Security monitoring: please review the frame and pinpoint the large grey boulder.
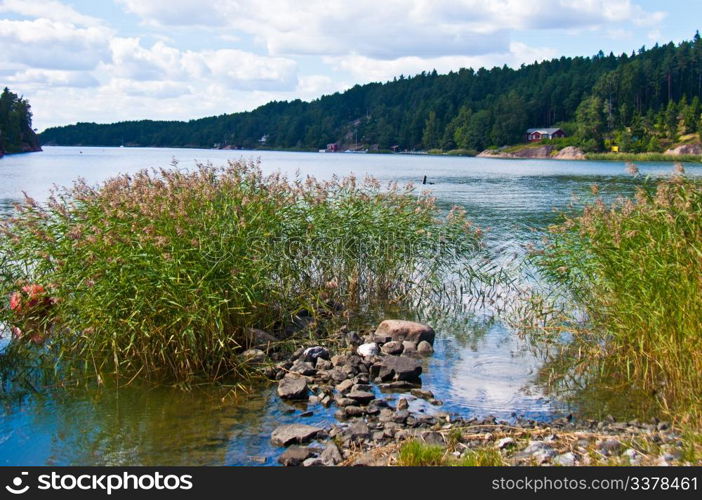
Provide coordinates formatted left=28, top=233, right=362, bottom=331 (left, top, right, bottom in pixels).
left=277, top=374, right=309, bottom=400
left=373, top=320, right=435, bottom=345
left=377, top=355, right=422, bottom=382
left=271, top=424, right=323, bottom=446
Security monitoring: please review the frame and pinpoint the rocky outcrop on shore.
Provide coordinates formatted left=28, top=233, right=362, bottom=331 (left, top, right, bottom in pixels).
left=0, top=140, right=42, bottom=157
left=664, top=143, right=702, bottom=155
left=248, top=319, right=690, bottom=467
left=553, top=146, right=586, bottom=160
left=478, top=145, right=585, bottom=160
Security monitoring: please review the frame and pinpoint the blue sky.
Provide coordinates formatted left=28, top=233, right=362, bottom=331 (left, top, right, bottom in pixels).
left=0, top=0, right=699, bottom=130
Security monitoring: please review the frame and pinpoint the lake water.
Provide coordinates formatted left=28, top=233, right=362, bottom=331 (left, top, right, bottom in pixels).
left=1, top=147, right=698, bottom=465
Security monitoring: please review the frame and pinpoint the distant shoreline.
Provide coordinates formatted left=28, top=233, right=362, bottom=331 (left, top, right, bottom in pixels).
left=36, top=144, right=702, bottom=163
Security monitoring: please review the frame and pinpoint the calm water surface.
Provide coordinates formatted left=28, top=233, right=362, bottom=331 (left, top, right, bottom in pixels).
left=1, top=147, right=698, bottom=465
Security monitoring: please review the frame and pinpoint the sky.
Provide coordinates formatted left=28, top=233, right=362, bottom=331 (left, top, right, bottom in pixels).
left=0, top=0, right=699, bottom=131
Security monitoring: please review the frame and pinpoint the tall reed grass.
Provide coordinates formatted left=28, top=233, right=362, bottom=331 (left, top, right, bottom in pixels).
left=536, top=173, right=702, bottom=425
left=585, top=152, right=702, bottom=163
left=0, top=160, right=480, bottom=382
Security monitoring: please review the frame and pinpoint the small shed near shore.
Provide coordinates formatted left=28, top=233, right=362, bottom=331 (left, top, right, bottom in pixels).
left=526, top=128, right=566, bottom=142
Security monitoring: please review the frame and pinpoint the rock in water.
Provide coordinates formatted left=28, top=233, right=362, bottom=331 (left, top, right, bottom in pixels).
left=381, top=340, right=404, bottom=355
left=335, top=379, right=354, bottom=394
left=357, top=342, right=379, bottom=357
left=402, top=341, right=417, bottom=354
left=277, top=374, right=309, bottom=400
left=374, top=320, right=435, bottom=345
left=271, top=424, right=323, bottom=446
left=347, top=390, right=375, bottom=405
left=410, top=388, right=434, bottom=400
left=417, top=340, right=434, bottom=356
left=278, top=446, right=313, bottom=466
left=378, top=355, right=422, bottom=382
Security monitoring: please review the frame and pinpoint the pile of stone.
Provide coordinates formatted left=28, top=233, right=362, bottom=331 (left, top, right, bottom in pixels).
left=257, top=319, right=691, bottom=467
left=270, top=319, right=440, bottom=418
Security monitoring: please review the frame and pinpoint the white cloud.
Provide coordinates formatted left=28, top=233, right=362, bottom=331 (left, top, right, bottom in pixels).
left=326, top=42, right=558, bottom=84
left=8, top=69, right=99, bottom=88
left=0, top=0, right=103, bottom=27
left=107, top=38, right=299, bottom=91
left=0, top=18, right=112, bottom=70
left=116, top=0, right=665, bottom=59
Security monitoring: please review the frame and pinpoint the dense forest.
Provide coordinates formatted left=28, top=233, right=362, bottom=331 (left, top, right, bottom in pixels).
left=40, top=34, right=702, bottom=153
left=0, top=87, right=41, bottom=157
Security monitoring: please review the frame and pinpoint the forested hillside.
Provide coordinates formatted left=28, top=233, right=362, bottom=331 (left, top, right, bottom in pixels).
left=0, top=87, right=41, bottom=157
left=40, top=35, right=702, bottom=153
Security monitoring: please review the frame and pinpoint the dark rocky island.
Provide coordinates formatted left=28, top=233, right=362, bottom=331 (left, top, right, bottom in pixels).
left=0, top=87, right=41, bottom=158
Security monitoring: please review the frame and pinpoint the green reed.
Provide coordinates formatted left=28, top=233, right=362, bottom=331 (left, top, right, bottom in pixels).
left=536, top=173, right=702, bottom=426
left=0, top=160, right=480, bottom=382
left=585, top=152, right=702, bottom=163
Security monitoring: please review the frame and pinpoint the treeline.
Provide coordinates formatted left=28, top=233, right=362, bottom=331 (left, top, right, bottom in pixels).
left=0, top=87, right=41, bottom=156
left=40, top=35, right=702, bottom=153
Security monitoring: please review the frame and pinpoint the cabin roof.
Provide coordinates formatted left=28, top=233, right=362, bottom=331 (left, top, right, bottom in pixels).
left=527, top=128, right=563, bottom=134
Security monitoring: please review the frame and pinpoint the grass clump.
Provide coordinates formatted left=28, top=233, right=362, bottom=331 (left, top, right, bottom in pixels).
left=397, top=441, right=447, bottom=466
left=397, top=440, right=505, bottom=466
left=585, top=152, right=702, bottom=163
left=455, top=448, right=505, bottom=466
left=536, top=173, right=702, bottom=426
left=0, top=160, right=480, bottom=382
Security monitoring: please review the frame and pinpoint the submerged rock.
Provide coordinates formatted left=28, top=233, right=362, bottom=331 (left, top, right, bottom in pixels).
left=410, top=388, right=434, bottom=401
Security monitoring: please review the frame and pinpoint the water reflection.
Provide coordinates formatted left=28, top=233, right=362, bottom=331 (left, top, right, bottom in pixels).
left=0, top=147, right=699, bottom=464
